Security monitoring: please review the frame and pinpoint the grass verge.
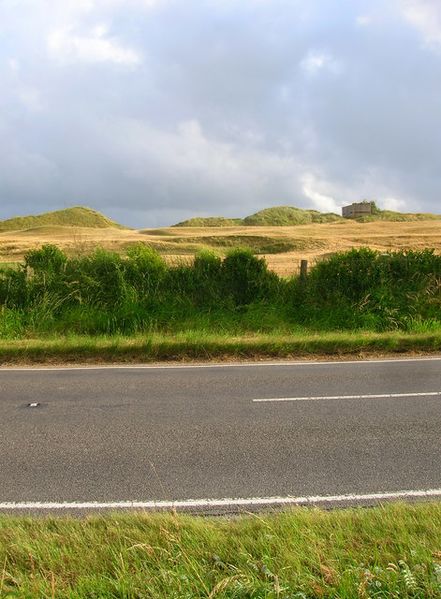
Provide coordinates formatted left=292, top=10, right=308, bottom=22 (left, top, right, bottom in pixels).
left=1, top=330, right=441, bottom=364
left=1, top=503, right=441, bottom=597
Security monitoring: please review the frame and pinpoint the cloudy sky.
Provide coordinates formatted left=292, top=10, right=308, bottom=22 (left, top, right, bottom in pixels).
left=1, top=0, right=440, bottom=226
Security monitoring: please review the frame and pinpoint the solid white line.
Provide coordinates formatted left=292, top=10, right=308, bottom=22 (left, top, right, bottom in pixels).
left=1, top=356, right=441, bottom=372
left=253, top=391, right=441, bottom=403
left=1, top=488, right=441, bottom=511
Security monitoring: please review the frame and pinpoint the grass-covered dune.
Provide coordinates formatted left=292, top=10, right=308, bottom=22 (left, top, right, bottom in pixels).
left=359, top=210, right=441, bottom=222
left=1, top=503, right=441, bottom=597
left=172, top=203, right=441, bottom=227
left=243, top=206, right=343, bottom=225
left=0, top=206, right=125, bottom=231
left=173, top=205, right=344, bottom=227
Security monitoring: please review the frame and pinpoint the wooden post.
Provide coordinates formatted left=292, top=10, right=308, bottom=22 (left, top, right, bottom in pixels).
left=300, top=259, right=308, bottom=281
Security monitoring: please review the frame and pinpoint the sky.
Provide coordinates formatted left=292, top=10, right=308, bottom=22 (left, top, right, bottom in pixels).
left=1, top=0, right=440, bottom=227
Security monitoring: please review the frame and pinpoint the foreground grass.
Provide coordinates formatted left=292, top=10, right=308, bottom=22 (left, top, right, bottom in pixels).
left=1, top=503, right=441, bottom=597
left=0, top=329, right=441, bottom=364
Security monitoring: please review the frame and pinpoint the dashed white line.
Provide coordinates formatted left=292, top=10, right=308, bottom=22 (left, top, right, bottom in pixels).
left=1, top=488, right=441, bottom=511
left=253, top=391, right=441, bottom=403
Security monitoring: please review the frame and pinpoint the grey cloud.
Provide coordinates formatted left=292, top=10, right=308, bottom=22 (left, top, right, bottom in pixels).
left=0, top=0, right=440, bottom=226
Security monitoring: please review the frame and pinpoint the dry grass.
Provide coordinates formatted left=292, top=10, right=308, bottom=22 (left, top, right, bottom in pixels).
left=2, top=220, right=441, bottom=275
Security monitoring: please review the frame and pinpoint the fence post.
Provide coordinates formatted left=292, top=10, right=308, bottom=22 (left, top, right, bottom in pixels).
left=300, top=259, right=308, bottom=282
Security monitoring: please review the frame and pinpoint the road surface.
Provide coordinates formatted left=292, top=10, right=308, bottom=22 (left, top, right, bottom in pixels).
left=1, top=357, right=441, bottom=513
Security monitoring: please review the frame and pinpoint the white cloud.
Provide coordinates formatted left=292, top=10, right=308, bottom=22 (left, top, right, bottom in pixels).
left=8, top=58, right=20, bottom=72
left=356, top=15, right=372, bottom=27
left=382, top=197, right=407, bottom=211
left=399, top=0, right=441, bottom=47
left=4, top=58, right=44, bottom=112
left=43, top=0, right=162, bottom=19
left=17, top=87, right=44, bottom=112
left=42, top=0, right=159, bottom=68
left=301, top=173, right=341, bottom=213
left=47, top=26, right=141, bottom=66
left=300, top=51, right=341, bottom=75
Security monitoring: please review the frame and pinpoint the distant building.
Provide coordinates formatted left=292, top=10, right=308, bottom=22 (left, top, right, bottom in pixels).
left=342, top=201, right=375, bottom=219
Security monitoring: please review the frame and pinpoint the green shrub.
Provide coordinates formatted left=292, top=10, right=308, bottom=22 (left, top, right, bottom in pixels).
left=0, top=267, right=27, bottom=308
left=0, top=245, right=440, bottom=337
left=301, top=248, right=441, bottom=329
left=25, top=244, right=67, bottom=274
left=221, top=248, right=279, bottom=307
left=66, top=249, right=129, bottom=308
left=192, top=250, right=223, bottom=306
left=23, top=246, right=69, bottom=309
left=124, top=244, right=167, bottom=297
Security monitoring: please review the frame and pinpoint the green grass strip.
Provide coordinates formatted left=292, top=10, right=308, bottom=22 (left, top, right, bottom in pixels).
left=1, top=330, right=441, bottom=364
left=1, top=503, right=441, bottom=597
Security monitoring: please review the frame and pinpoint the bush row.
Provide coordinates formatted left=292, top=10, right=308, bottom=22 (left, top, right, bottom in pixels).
left=0, top=245, right=440, bottom=335
left=0, top=245, right=282, bottom=310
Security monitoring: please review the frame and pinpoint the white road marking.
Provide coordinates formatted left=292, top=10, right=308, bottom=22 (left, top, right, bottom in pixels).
left=1, top=488, right=441, bottom=511
left=1, top=356, right=441, bottom=372
left=253, top=391, right=441, bottom=403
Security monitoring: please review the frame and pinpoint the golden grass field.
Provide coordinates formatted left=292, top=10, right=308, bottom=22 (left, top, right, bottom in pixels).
left=1, top=220, right=441, bottom=276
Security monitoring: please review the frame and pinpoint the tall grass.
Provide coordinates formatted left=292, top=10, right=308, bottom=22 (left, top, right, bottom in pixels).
left=1, top=503, right=441, bottom=598
left=298, top=248, right=441, bottom=330
left=0, top=245, right=440, bottom=339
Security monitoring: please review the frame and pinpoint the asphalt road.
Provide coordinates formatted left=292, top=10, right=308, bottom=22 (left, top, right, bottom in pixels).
left=1, top=357, right=441, bottom=513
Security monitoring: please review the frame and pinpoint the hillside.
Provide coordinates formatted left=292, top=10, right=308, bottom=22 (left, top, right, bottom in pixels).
left=359, top=209, right=441, bottom=222
left=243, top=206, right=342, bottom=225
left=172, top=204, right=441, bottom=226
left=0, top=206, right=125, bottom=231
left=172, top=206, right=342, bottom=227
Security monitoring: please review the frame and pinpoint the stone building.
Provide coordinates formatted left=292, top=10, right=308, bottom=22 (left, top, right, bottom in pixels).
left=342, top=201, right=374, bottom=219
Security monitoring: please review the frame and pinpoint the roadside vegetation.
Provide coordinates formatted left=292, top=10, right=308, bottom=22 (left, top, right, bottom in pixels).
left=1, top=330, right=440, bottom=364
left=1, top=502, right=441, bottom=597
left=0, top=245, right=440, bottom=336
left=0, top=244, right=440, bottom=361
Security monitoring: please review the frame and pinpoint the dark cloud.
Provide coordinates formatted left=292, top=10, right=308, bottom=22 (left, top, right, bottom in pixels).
left=0, top=0, right=440, bottom=226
